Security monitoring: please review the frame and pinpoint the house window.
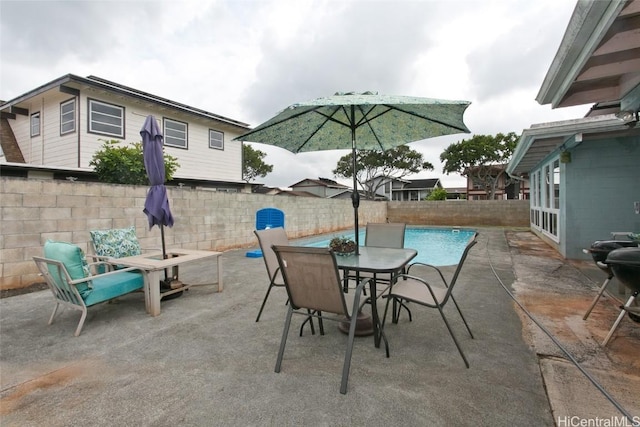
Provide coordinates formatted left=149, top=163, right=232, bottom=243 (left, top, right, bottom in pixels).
left=164, top=118, right=188, bottom=149
left=88, top=99, right=124, bottom=137
left=60, top=99, right=76, bottom=135
left=30, top=112, right=40, bottom=137
left=530, top=157, right=559, bottom=241
left=209, top=129, right=224, bottom=150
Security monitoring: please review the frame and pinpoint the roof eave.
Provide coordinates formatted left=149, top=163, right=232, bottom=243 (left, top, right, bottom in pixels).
left=507, top=114, right=634, bottom=175
left=0, top=74, right=250, bottom=131
left=536, top=0, right=629, bottom=108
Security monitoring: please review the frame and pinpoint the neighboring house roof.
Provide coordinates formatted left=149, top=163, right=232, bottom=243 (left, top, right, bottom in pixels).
left=0, top=74, right=250, bottom=132
left=404, top=178, right=441, bottom=189
left=536, top=0, right=640, bottom=110
left=289, top=177, right=350, bottom=189
left=327, top=189, right=355, bottom=199
left=364, top=176, right=410, bottom=186
left=464, top=164, right=507, bottom=175
left=276, top=190, right=319, bottom=197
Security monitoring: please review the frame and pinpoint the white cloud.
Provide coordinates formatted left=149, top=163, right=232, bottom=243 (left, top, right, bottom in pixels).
left=1, top=0, right=591, bottom=190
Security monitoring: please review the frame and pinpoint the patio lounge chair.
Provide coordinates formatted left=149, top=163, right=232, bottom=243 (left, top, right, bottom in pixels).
left=271, top=245, right=371, bottom=394
left=382, top=232, right=478, bottom=367
left=33, top=240, right=145, bottom=336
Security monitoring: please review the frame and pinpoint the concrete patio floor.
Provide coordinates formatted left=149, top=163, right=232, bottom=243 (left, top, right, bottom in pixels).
left=1, top=228, right=638, bottom=426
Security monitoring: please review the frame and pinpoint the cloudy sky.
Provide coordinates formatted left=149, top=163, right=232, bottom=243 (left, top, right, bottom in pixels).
left=1, top=0, right=590, bottom=188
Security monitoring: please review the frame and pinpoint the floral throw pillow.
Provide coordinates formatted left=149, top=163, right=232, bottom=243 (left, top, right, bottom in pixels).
left=90, top=226, right=142, bottom=259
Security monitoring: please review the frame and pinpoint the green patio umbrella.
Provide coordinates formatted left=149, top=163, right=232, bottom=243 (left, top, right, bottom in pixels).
left=235, top=91, right=471, bottom=254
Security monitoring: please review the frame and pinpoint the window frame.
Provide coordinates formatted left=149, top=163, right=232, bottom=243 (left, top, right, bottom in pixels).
left=209, top=129, right=224, bottom=150
left=164, top=118, right=188, bottom=149
left=60, top=98, right=76, bottom=135
left=529, top=156, right=560, bottom=242
left=30, top=112, right=41, bottom=137
left=87, top=98, right=125, bottom=138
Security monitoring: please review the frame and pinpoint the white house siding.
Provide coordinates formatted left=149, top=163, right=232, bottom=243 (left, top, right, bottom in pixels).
left=44, top=92, right=78, bottom=168
left=162, top=120, right=243, bottom=182
left=3, top=78, right=248, bottom=184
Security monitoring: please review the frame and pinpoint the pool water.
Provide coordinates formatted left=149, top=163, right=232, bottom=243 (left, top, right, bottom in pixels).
left=306, top=227, right=476, bottom=266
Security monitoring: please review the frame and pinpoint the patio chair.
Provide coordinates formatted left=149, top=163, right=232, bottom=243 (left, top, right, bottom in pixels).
left=33, top=240, right=145, bottom=336
left=90, top=226, right=184, bottom=300
left=254, top=227, right=290, bottom=322
left=381, top=232, right=478, bottom=368
left=271, top=245, right=371, bottom=394
left=357, top=223, right=411, bottom=320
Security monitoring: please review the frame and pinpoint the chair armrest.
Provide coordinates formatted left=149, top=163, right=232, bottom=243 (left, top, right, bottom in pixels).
left=86, top=255, right=116, bottom=273
left=69, top=266, right=146, bottom=286
left=391, top=273, right=442, bottom=303
left=406, top=262, right=448, bottom=285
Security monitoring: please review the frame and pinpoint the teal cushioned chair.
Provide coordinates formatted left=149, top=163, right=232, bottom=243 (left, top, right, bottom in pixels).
left=33, top=240, right=146, bottom=336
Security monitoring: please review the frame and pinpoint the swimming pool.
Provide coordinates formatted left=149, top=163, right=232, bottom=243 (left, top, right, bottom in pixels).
left=305, top=227, right=476, bottom=266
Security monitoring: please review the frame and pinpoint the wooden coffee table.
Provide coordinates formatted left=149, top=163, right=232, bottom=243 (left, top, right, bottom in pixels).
left=116, top=249, right=223, bottom=316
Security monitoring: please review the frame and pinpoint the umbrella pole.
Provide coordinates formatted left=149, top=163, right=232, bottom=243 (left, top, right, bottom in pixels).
left=350, top=121, right=360, bottom=256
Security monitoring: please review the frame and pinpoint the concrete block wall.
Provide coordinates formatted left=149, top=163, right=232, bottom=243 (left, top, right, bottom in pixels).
left=387, top=200, right=530, bottom=227
left=0, top=176, right=386, bottom=290
left=1, top=177, right=530, bottom=291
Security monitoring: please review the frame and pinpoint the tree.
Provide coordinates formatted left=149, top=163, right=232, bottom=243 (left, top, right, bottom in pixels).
left=440, top=132, right=519, bottom=200
left=332, top=145, right=434, bottom=200
left=89, top=139, right=179, bottom=185
left=426, top=187, right=448, bottom=201
left=243, top=144, right=273, bottom=183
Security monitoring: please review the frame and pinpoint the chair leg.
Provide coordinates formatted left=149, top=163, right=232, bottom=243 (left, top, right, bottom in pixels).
left=74, top=308, right=88, bottom=337
left=391, top=298, right=412, bottom=324
left=340, top=307, right=359, bottom=394
left=275, top=306, right=294, bottom=373
left=256, top=284, right=275, bottom=322
left=48, top=302, right=61, bottom=325
left=602, top=293, right=637, bottom=346
left=317, top=311, right=324, bottom=335
left=583, top=275, right=612, bottom=320
left=450, top=295, right=473, bottom=339
left=437, top=305, right=470, bottom=368
left=299, top=310, right=317, bottom=336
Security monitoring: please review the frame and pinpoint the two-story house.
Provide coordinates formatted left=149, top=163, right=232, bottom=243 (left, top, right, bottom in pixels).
left=464, top=164, right=529, bottom=200
left=0, top=74, right=251, bottom=191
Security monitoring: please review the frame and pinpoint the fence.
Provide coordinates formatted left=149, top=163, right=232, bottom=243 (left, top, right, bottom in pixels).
left=0, top=176, right=528, bottom=290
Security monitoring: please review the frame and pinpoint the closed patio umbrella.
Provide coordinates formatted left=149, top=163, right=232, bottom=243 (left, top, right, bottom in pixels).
left=141, top=115, right=177, bottom=288
left=234, top=92, right=471, bottom=254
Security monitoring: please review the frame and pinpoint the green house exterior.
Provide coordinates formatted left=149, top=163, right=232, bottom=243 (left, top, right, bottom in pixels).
left=507, top=0, right=640, bottom=259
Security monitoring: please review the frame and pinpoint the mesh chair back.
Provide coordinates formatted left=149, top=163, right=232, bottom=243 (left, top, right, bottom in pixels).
left=365, top=223, right=406, bottom=248
left=255, top=228, right=289, bottom=281
left=272, top=245, right=348, bottom=315
left=447, top=232, right=478, bottom=296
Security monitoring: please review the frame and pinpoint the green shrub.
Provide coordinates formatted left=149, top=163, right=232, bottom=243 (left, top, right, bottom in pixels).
left=426, top=188, right=448, bottom=201
left=89, top=139, right=179, bottom=185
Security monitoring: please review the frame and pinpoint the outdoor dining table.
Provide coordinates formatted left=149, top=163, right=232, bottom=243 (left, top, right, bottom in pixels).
left=335, top=246, right=418, bottom=348
left=115, top=249, right=223, bottom=316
